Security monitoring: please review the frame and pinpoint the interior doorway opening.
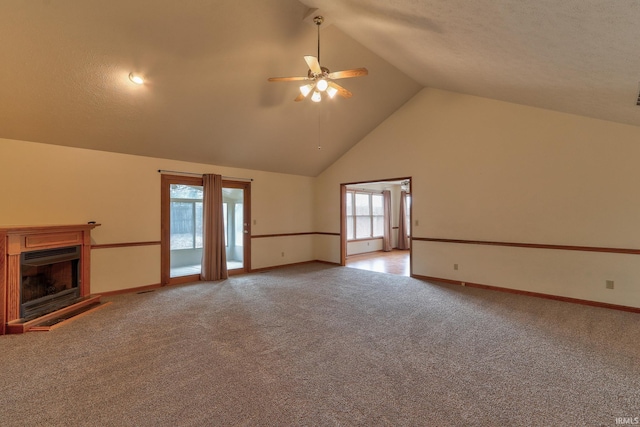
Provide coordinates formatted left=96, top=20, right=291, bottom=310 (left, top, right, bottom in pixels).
left=340, top=177, right=412, bottom=277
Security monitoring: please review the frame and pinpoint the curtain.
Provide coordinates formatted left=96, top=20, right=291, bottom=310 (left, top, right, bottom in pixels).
left=382, top=190, right=392, bottom=252
left=397, top=191, right=410, bottom=250
left=200, top=174, right=228, bottom=281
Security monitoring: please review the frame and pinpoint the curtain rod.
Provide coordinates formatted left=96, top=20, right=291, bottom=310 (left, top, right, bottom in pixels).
left=157, top=169, right=253, bottom=182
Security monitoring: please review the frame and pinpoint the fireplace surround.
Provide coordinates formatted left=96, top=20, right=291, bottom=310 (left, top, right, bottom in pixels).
left=0, top=224, right=100, bottom=334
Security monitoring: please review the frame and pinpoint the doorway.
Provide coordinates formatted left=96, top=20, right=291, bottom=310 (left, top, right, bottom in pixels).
left=340, top=178, right=412, bottom=277
left=222, top=181, right=251, bottom=275
left=161, top=175, right=251, bottom=286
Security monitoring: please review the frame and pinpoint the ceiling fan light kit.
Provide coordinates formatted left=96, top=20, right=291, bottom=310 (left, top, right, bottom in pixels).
left=316, top=78, right=328, bottom=91
left=268, top=15, right=368, bottom=102
left=300, top=84, right=314, bottom=97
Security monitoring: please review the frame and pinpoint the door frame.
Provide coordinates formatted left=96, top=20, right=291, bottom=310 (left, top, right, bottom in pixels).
left=340, top=177, right=412, bottom=274
left=161, top=174, right=204, bottom=286
left=161, top=175, right=252, bottom=284
left=223, top=179, right=252, bottom=275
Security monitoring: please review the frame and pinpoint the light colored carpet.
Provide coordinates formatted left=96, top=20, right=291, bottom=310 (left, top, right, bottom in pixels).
left=1, top=262, right=639, bottom=426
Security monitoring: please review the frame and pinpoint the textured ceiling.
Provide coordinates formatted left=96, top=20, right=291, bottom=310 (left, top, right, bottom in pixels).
left=302, top=0, right=640, bottom=128
left=0, top=0, right=420, bottom=176
left=3, top=1, right=640, bottom=177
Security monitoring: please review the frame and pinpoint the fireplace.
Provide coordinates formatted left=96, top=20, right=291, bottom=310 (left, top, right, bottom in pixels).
left=21, top=245, right=81, bottom=320
left=1, top=223, right=100, bottom=334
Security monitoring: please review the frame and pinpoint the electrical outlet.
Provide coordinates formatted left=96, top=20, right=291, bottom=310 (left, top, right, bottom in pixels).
left=606, top=280, right=614, bottom=290
left=461, top=282, right=466, bottom=286
left=454, top=263, right=459, bottom=270
left=281, top=252, right=285, bottom=257
left=415, top=219, right=419, bottom=227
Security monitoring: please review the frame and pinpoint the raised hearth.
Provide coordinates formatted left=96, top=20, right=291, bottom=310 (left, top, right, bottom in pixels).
left=0, top=224, right=100, bottom=334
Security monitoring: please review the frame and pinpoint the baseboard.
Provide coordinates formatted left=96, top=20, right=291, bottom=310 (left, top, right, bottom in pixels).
left=315, top=260, right=342, bottom=266
left=97, top=260, right=342, bottom=296
left=347, top=248, right=407, bottom=258
left=412, top=274, right=640, bottom=314
left=99, top=283, right=162, bottom=297
left=251, top=260, right=340, bottom=273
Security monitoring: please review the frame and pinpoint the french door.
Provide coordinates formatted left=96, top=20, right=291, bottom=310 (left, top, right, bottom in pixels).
left=222, top=181, right=251, bottom=275
left=161, top=175, right=251, bottom=286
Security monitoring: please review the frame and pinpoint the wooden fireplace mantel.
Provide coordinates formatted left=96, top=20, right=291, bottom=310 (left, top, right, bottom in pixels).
left=0, top=223, right=100, bottom=335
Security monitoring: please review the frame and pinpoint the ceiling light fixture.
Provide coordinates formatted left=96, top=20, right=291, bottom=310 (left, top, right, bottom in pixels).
left=299, top=84, right=314, bottom=97
left=129, top=73, right=144, bottom=85
left=316, top=79, right=328, bottom=92
left=267, top=15, right=368, bottom=102
left=326, top=85, right=338, bottom=99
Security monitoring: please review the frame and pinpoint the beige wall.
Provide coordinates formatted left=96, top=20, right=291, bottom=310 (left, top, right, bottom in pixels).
left=5, top=85, right=640, bottom=308
left=252, top=235, right=315, bottom=270
left=315, top=87, right=640, bottom=308
left=0, top=139, right=315, bottom=293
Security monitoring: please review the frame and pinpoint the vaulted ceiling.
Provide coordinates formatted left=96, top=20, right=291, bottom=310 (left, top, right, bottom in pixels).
left=2, top=1, right=640, bottom=176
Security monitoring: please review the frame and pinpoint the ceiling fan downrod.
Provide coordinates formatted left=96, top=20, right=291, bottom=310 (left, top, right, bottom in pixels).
left=314, top=16, right=324, bottom=63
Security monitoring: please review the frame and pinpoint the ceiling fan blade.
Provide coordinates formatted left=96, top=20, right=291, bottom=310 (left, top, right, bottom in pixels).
left=328, top=81, right=353, bottom=99
left=294, top=93, right=306, bottom=102
left=267, top=76, right=309, bottom=82
left=304, top=55, right=323, bottom=75
left=327, top=68, right=369, bottom=79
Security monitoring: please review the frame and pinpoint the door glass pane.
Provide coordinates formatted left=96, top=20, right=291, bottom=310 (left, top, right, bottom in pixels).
left=235, top=203, right=243, bottom=247
left=195, top=202, right=203, bottom=248
left=223, top=202, right=228, bottom=246
left=169, top=184, right=203, bottom=278
left=223, top=187, right=244, bottom=270
left=170, top=202, right=194, bottom=250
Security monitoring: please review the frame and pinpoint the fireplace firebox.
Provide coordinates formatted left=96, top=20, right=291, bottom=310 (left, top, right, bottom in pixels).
left=21, top=245, right=81, bottom=320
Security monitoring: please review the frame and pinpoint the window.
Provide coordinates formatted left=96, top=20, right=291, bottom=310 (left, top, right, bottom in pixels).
left=234, top=203, right=244, bottom=247
left=170, top=184, right=203, bottom=250
left=346, top=190, right=384, bottom=240
left=223, top=202, right=228, bottom=246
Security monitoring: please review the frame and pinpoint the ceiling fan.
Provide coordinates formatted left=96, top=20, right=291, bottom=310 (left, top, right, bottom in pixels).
left=267, top=15, right=368, bottom=102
